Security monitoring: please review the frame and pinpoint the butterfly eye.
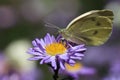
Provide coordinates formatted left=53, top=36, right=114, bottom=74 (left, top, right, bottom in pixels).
left=59, top=38, right=66, bottom=43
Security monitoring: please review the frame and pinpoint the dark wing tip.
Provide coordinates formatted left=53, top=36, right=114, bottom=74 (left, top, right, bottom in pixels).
left=98, top=10, right=114, bottom=16
left=97, top=10, right=114, bottom=21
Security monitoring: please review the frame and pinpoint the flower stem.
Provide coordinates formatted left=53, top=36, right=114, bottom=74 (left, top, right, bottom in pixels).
left=53, top=57, right=60, bottom=80
left=48, top=56, right=60, bottom=80
left=53, top=66, right=59, bottom=80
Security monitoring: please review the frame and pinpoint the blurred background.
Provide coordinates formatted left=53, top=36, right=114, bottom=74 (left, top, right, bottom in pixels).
left=0, top=0, right=120, bottom=80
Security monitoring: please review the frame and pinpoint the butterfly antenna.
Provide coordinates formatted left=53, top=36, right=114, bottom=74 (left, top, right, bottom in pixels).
left=45, top=22, right=60, bottom=30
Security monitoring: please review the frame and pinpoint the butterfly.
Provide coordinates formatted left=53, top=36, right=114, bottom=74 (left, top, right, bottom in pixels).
left=59, top=10, right=113, bottom=46
left=46, top=10, right=114, bottom=46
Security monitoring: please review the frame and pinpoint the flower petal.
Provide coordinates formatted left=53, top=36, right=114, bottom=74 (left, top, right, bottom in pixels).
left=70, top=56, right=82, bottom=60
left=74, top=53, right=84, bottom=57
left=59, top=54, right=68, bottom=60
left=69, top=59, right=75, bottom=64
left=44, top=33, right=51, bottom=45
left=34, top=39, right=45, bottom=52
left=32, top=40, right=37, bottom=47
left=28, top=56, right=44, bottom=60
left=60, top=61, right=65, bottom=69
left=50, top=56, right=57, bottom=69
left=75, top=48, right=86, bottom=52
left=40, top=56, right=51, bottom=64
left=40, top=39, right=45, bottom=48
left=51, top=35, right=56, bottom=42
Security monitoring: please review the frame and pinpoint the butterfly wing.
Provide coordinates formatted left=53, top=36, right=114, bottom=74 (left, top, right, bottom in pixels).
left=64, top=10, right=114, bottom=46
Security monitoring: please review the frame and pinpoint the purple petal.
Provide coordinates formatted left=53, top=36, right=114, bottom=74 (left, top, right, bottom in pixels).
left=34, top=47, right=44, bottom=53
left=35, top=38, right=45, bottom=50
left=40, top=39, right=45, bottom=48
left=34, top=39, right=45, bottom=52
left=59, top=54, right=69, bottom=60
left=28, top=56, right=43, bottom=60
left=44, top=33, right=51, bottom=45
left=75, top=48, right=87, bottom=52
left=79, top=67, right=96, bottom=75
left=32, top=40, right=37, bottom=47
left=40, top=59, right=44, bottom=64
left=35, top=38, right=41, bottom=44
left=48, top=56, right=57, bottom=69
left=44, top=58, right=51, bottom=63
left=69, top=59, right=75, bottom=64
left=44, top=56, right=55, bottom=63
left=77, top=44, right=85, bottom=48
left=52, top=61, right=57, bottom=69
left=27, top=48, right=44, bottom=55
left=42, top=56, right=51, bottom=61
left=27, top=48, right=34, bottom=54
left=60, top=61, right=65, bottom=69
left=40, top=56, right=51, bottom=64
left=74, top=53, right=84, bottom=57
left=56, top=34, right=62, bottom=42
left=51, top=57, right=57, bottom=69
left=71, top=44, right=85, bottom=50
left=46, top=33, right=53, bottom=44
left=70, top=56, right=82, bottom=60
left=51, top=35, right=56, bottom=42
left=27, top=51, right=42, bottom=55
left=34, top=52, right=43, bottom=55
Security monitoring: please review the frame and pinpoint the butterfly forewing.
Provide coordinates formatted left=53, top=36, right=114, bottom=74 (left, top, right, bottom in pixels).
left=63, top=10, right=113, bottom=46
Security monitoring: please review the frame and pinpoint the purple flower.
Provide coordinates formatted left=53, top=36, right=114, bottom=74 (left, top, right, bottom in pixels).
left=103, top=59, right=120, bottom=80
left=27, top=33, right=86, bottom=69
left=62, top=62, right=96, bottom=80
left=0, top=54, right=41, bottom=80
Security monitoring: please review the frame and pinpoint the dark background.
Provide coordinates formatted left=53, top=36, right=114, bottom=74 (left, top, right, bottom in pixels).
left=0, top=0, right=120, bottom=80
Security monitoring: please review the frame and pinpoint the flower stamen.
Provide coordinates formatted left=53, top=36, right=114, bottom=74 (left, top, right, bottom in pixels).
left=45, top=43, right=66, bottom=56
left=65, top=62, right=82, bottom=72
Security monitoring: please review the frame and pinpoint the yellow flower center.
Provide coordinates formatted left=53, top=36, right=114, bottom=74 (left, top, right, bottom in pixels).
left=45, top=43, right=66, bottom=56
left=65, top=62, right=83, bottom=72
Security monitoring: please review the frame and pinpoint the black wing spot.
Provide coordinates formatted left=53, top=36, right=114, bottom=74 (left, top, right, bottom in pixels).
left=96, top=22, right=101, bottom=26
left=93, top=31, right=98, bottom=35
left=91, top=17, right=96, bottom=21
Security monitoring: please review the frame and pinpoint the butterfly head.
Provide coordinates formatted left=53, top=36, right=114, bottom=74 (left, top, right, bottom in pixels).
left=58, top=29, right=71, bottom=41
left=58, top=29, right=66, bottom=34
